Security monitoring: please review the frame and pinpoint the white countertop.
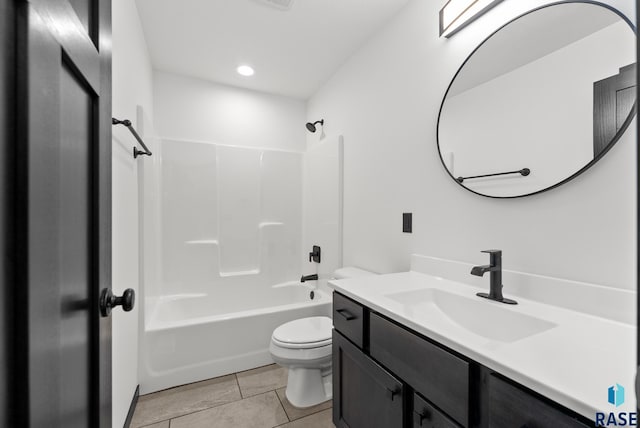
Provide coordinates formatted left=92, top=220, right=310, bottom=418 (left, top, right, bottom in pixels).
left=329, top=271, right=636, bottom=420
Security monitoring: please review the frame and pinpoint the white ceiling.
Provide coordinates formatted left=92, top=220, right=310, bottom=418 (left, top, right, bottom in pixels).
left=135, top=0, right=411, bottom=100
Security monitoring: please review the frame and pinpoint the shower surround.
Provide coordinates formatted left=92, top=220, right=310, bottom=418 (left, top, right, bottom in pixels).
left=139, top=138, right=332, bottom=393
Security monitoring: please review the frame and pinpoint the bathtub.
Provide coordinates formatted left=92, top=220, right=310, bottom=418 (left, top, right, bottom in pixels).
left=139, top=282, right=332, bottom=394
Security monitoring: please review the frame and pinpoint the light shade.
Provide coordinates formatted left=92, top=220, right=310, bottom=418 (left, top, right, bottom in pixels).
left=439, top=0, right=504, bottom=38
left=237, top=65, right=255, bottom=76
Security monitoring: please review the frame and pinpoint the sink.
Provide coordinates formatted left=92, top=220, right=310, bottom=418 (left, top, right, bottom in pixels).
left=385, top=288, right=556, bottom=343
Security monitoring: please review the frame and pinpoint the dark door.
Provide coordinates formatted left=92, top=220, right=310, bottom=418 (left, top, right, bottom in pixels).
left=14, top=0, right=112, bottom=426
left=332, top=330, right=404, bottom=428
left=0, top=0, right=16, bottom=426
left=593, top=63, right=637, bottom=158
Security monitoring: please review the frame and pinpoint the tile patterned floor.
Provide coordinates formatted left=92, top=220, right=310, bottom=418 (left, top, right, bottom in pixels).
left=131, top=364, right=335, bottom=428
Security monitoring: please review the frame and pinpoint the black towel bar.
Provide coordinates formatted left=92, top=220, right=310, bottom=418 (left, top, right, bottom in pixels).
left=112, top=117, right=152, bottom=159
left=456, top=168, right=530, bottom=183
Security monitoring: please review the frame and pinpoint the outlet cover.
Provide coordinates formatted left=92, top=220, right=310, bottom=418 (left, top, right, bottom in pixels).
left=403, top=213, right=412, bottom=233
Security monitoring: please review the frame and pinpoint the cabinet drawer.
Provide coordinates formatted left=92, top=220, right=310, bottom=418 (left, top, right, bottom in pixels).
left=413, top=393, right=460, bottom=428
left=333, top=292, right=365, bottom=348
left=488, top=374, right=589, bottom=428
left=369, top=312, right=469, bottom=427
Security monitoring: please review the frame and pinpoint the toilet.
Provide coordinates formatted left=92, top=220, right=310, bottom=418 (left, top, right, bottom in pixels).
left=269, top=267, right=375, bottom=408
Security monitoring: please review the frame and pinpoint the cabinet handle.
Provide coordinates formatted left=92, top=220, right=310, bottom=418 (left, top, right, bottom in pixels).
left=416, top=410, right=431, bottom=426
left=386, top=387, right=401, bottom=401
left=336, top=309, right=356, bottom=320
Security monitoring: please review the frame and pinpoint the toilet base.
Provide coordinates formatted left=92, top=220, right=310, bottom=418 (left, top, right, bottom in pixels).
left=284, top=366, right=332, bottom=408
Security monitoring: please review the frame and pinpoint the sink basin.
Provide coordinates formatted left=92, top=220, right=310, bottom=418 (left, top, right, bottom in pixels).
left=385, top=288, right=556, bottom=343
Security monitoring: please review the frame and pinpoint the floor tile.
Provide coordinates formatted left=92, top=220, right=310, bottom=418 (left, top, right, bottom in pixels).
left=236, top=364, right=288, bottom=398
left=276, top=387, right=332, bottom=421
left=170, top=391, right=289, bottom=428
left=138, top=422, right=170, bottom=428
left=276, top=408, right=334, bottom=428
left=130, top=374, right=241, bottom=427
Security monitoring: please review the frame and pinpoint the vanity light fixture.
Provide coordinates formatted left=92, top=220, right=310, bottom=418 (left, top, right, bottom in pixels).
left=439, top=0, right=504, bottom=38
left=237, top=65, right=255, bottom=77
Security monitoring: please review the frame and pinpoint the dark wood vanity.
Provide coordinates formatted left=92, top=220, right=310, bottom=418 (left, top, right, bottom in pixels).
left=332, top=292, right=592, bottom=428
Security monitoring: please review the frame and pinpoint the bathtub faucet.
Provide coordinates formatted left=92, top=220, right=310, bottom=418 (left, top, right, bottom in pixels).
left=300, top=274, right=318, bottom=283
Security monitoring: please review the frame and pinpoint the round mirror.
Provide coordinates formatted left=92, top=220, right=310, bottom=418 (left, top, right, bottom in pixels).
left=437, top=2, right=636, bottom=198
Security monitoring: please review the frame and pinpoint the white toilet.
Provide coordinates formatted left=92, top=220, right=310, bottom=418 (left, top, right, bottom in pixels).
left=269, top=267, right=375, bottom=408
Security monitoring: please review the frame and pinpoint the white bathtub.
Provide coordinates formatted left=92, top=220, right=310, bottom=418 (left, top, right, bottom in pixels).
left=139, top=282, right=332, bottom=393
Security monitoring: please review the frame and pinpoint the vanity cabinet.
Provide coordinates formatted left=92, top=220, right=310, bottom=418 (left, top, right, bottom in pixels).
left=332, top=292, right=591, bottom=428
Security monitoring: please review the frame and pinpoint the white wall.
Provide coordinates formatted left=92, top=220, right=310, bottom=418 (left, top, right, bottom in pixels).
left=153, top=71, right=307, bottom=152
left=307, top=0, right=636, bottom=290
left=112, top=0, right=154, bottom=425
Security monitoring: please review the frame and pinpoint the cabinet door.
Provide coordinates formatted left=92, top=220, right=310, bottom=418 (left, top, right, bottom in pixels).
left=333, top=330, right=404, bottom=428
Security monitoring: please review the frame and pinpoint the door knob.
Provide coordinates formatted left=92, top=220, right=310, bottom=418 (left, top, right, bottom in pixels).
left=100, top=288, right=135, bottom=317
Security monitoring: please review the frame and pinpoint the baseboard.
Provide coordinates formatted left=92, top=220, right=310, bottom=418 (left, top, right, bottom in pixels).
left=124, top=385, right=140, bottom=428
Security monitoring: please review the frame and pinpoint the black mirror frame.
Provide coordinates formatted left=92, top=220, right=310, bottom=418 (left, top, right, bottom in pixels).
left=436, top=0, right=637, bottom=199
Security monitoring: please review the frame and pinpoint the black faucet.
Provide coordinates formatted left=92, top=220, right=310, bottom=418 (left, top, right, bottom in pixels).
left=309, top=245, right=321, bottom=263
left=300, top=274, right=318, bottom=283
left=471, top=250, right=517, bottom=305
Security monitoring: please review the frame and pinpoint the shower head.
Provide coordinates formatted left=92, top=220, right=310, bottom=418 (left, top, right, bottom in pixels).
left=305, top=119, right=324, bottom=133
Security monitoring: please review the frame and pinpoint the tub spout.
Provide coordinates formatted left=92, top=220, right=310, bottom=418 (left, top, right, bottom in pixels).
left=300, top=274, right=318, bottom=283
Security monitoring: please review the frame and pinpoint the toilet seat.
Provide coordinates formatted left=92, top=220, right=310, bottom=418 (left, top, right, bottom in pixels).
left=272, top=316, right=332, bottom=349
left=272, top=337, right=332, bottom=349
left=270, top=341, right=332, bottom=364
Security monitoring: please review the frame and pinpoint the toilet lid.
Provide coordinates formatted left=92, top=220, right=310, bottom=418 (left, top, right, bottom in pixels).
left=272, top=316, right=332, bottom=347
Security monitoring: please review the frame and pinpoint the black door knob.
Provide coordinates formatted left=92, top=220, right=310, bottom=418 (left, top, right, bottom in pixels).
left=99, top=288, right=135, bottom=317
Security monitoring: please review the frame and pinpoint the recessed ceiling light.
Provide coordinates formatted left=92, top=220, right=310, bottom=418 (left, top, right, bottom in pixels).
left=237, top=65, right=255, bottom=77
